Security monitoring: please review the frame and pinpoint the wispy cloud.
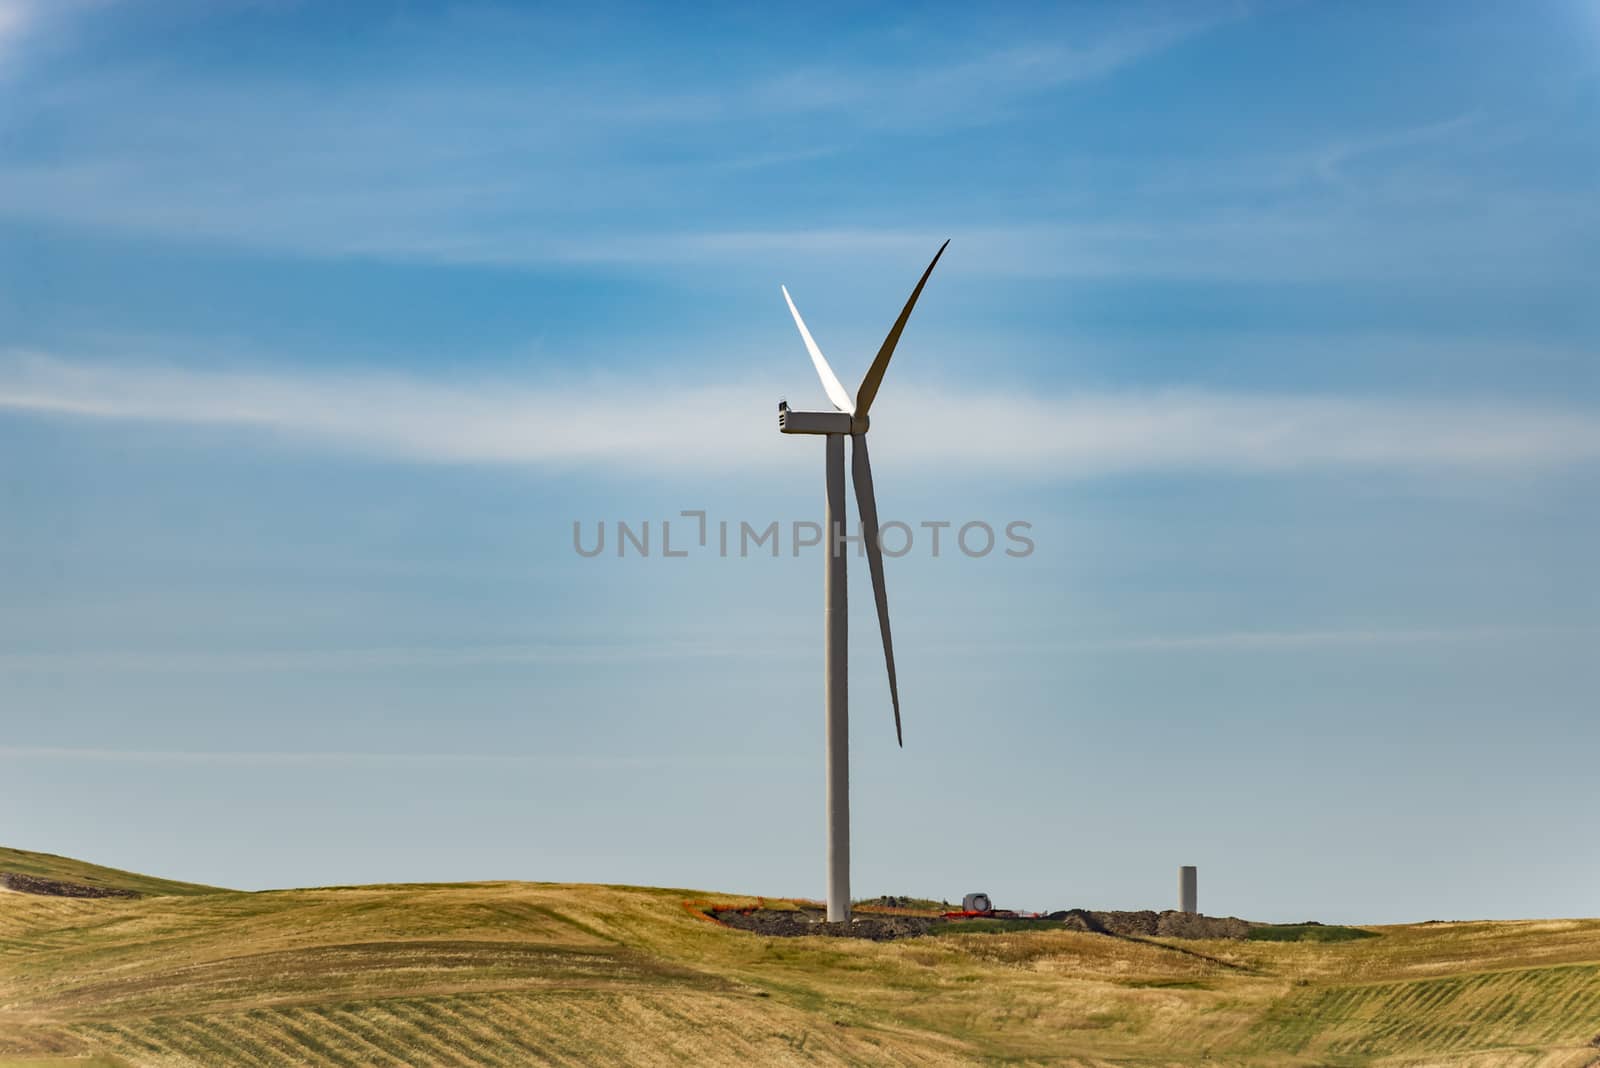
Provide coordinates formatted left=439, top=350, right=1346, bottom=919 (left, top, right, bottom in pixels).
left=748, top=6, right=1238, bottom=126
left=2, top=4, right=1590, bottom=285
left=0, top=627, right=1557, bottom=677
left=0, top=640, right=801, bottom=673
left=20, top=3, right=1566, bottom=283
left=0, top=745, right=724, bottom=770
left=532, top=209, right=1599, bottom=282
left=4, top=158, right=1588, bottom=279
left=1063, top=626, right=1547, bottom=652
left=4, top=351, right=1597, bottom=477
left=1311, top=113, right=1483, bottom=185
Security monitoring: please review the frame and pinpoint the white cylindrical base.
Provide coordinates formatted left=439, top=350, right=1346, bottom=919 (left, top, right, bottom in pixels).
left=1179, top=865, right=1198, bottom=915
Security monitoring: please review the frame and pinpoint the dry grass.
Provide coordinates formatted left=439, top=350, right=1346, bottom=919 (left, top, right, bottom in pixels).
left=2, top=849, right=1599, bottom=1066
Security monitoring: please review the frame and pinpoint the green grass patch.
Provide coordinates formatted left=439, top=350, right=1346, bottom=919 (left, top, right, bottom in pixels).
left=1248, top=924, right=1378, bottom=943
left=853, top=896, right=948, bottom=911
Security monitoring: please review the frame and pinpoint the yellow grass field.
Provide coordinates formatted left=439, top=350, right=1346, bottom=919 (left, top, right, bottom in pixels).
left=2, top=847, right=1598, bottom=1066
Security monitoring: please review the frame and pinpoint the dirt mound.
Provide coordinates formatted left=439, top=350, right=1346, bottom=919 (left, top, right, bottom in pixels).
left=1, top=872, right=140, bottom=899
left=1058, top=908, right=1104, bottom=932
left=1157, top=911, right=1253, bottom=940
left=712, top=908, right=936, bottom=941
left=1050, top=908, right=1251, bottom=940
left=1096, top=909, right=1164, bottom=935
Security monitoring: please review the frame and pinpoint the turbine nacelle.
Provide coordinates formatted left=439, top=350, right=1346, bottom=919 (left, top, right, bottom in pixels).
left=777, top=402, right=868, bottom=436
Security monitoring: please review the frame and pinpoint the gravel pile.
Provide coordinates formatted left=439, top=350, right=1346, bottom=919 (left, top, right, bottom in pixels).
left=712, top=908, right=936, bottom=941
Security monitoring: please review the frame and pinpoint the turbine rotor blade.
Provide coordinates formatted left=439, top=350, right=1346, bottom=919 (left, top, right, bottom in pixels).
left=781, top=285, right=854, bottom=413
left=854, top=239, right=949, bottom=417
left=850, top=432, right=902, bottom=747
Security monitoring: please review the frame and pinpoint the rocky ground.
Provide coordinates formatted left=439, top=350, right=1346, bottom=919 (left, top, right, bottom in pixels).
left=710, top=905, right=1255, bottom=941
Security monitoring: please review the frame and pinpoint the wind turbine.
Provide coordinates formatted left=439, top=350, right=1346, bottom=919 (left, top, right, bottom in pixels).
left=776, top=239, right=948, bottom=924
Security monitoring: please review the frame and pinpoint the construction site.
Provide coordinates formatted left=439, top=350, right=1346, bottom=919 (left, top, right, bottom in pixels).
left=700, top=873, right=1286, bottom=943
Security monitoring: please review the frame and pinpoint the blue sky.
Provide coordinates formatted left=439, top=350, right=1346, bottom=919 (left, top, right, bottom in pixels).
left=1, top=1, right=1597, bottom=923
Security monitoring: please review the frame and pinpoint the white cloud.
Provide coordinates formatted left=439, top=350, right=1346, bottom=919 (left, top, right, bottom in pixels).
left=3, top=351, right=1597, bottom=477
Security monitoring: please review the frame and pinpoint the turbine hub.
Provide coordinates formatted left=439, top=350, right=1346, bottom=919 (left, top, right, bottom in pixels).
left=850, top=413, right=870, bottom=435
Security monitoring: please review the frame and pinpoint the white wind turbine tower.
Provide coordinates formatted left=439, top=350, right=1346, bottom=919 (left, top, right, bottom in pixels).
left=776, top=240, right=948, bottom=924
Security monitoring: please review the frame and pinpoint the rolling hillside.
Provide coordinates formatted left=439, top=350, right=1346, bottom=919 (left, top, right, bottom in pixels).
left=2, top=848, right=1598, bottom=1066
left=0, top=848, right=220, bottom=900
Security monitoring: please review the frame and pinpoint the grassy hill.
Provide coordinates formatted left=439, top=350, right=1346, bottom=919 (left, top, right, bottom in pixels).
left=0, top=848, right=221, bottom=899
left=2, top=851, right=1598, bottom=1066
